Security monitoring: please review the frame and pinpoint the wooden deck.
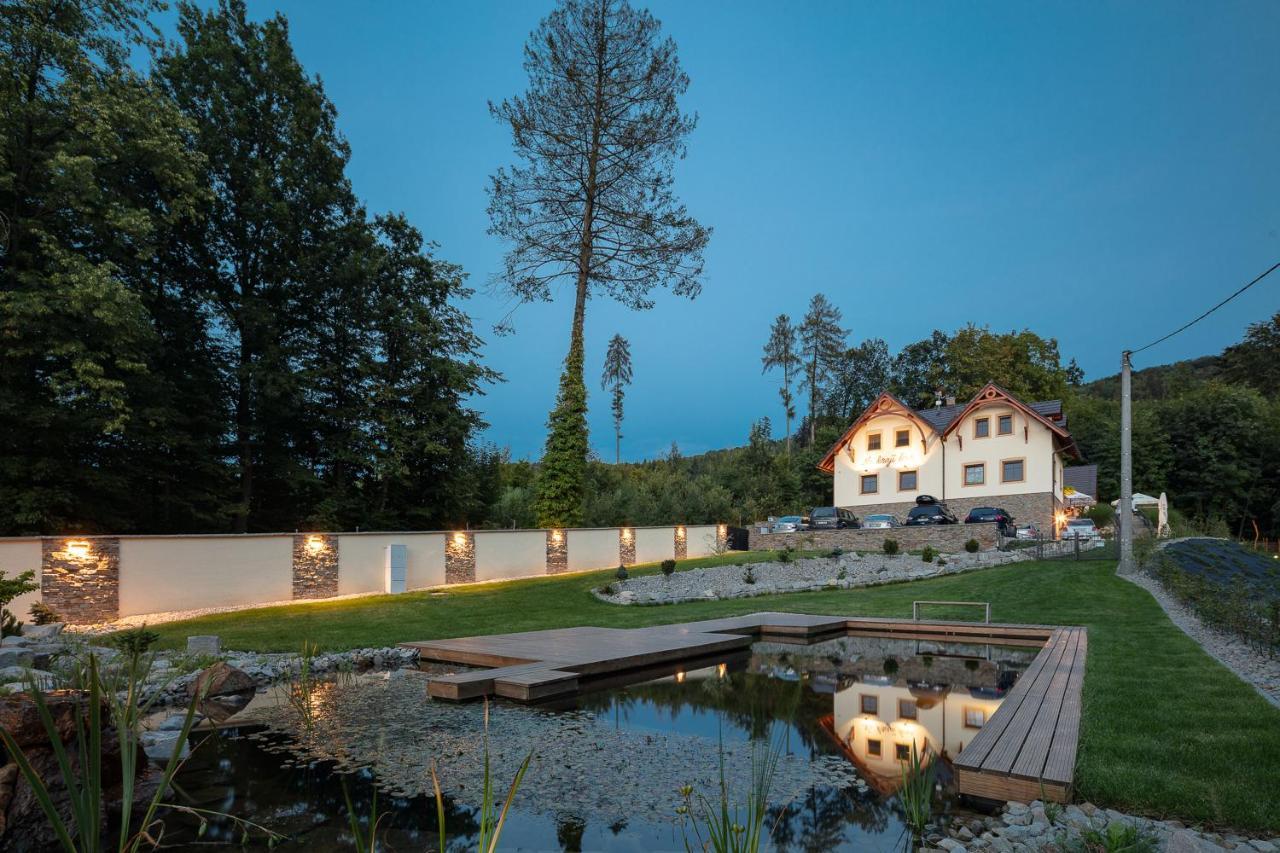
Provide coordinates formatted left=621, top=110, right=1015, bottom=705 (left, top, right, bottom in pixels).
left=401, top=612, right=1086, bottom=801
left=952, top=626, right=1088, bottom=803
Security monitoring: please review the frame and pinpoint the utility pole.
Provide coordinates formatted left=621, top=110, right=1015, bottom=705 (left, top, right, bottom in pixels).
left=1117, top=350, right=1135, bottom=575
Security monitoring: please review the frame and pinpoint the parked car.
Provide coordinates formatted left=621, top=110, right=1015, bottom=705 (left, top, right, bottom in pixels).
left=964, top=506, right=1015, bottom=536
left=770, top=515, right=806, bottom=533
left=904, top=496, right=958, bottom=526
left=1062, top=518, right=1100, bottom=540
left=809, top=507, right=859, bottom=529
left=862, top=513, right=900, bottom=529
left=1014, top=523, right=1041, bottom=540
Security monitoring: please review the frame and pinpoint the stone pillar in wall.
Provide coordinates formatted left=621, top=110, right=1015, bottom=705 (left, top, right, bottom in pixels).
left=445, top=532, right=476, bottom=583
left=546, top=529, right=568, bottom=574
left=716, top=524, right=729, bottom=552
left=41, top=538, right=119, bottom=625
left=674, top=526, right=688, bottom=560
left=292, top=534, right=339, bottom=599
left=618, top=528, right=636, bottom=567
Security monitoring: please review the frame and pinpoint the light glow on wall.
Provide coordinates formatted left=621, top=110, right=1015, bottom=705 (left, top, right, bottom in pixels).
left=305, top=535, right=326, bottom=555
left=620, top=527, right=633, bottom=541
left=64, top=540, right=92, bottom=559
left=452, top=532, right=468, bottom=546
left=675, top=525, right=686, bottom=540
left=550, top=529, right=563, bottom=543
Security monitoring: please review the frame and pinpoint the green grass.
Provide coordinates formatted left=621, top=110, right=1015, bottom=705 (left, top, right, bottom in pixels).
left=138, top=555, right=1280, bottom=833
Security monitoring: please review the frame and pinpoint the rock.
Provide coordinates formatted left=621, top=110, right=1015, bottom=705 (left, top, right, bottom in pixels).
left=140, top=729, right=189, bottom=762
left=1079, top=802, right=1098, bottom=817
left=1031, top=806, right=1048, bottom=825
left=1004, top=810, right=1032, bottom=827
left=156, top=712, right=201, bottom=731
left=1248, top=841, right=1276, bottom=852
left=186, top=635, right=221, bottom=656
left=0, top=636, right=32, bottom=647
left=958, top=826, right=975, bottom=841
left=0, top=666, right=55, bottom=689
left=28, top=645, right=63, bottom=670
left=938, top=838, right=967, bottom=852
left=189, top=661, right=255, bottom=699
left=21, top=623, right=65, bottom=641
left=1168, top=830, right=1228, bottom=853
left=0, top=648, right=34, bottom=669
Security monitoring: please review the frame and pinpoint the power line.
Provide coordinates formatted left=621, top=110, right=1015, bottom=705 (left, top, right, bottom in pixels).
left=1127, top=259, right=1280, bottom=356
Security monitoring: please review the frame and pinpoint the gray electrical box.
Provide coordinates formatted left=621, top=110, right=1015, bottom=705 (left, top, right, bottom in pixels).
left=384, top=544, right=407, bottom=594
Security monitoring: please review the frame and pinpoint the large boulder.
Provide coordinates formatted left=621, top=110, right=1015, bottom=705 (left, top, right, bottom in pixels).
left=188, top=661, right=255, bottom=700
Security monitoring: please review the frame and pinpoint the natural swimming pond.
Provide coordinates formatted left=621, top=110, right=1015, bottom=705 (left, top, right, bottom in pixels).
left=159, top=635, right=1041, bottom=851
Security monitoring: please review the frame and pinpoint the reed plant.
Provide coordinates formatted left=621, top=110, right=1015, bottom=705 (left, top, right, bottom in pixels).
left=897, top=741, right=936, bottom=843
left=676, top=728, right=784, bottom=853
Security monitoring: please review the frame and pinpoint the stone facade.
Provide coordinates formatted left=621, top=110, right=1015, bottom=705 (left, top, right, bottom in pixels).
left=618, top=528, right=636, bottom=567
left=445, top=532, right=476, bottom=583
left=292, top=534, right=338, bottom=599
left=545, top=530, right=568, bottom=574
left=674, top=526, right=688, bottom=560
left=748, top=522, right=1000, bottom=554
left=41, top=538, right=120, bottom=625
left=838, top=492, right=1058, bottom=540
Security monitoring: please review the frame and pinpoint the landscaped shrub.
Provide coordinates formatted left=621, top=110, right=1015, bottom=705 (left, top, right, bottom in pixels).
left=109, top=627, right=161, bottom=659
left=826, top=546, right=844, bottom=559
left=882, top=538, right=899, bottom=555
left=615, top=565, right=629, bottom=581
left=600, top=584, right=615, bottom=595
left=742, top=566, right=757, bottom=585
left=964, top=538, right=980, bottom=553
left=0, top=569, right=38, bottom=638
left=660, top=559, right=677, bottom=577
left=29, top=601, right=60, bottom=625
left=836, top=566, right=847, bottom=581
left=1084, top=503, right=1115, bottom=529
left=776, top=546, right=793, bottom=563
left=921, top=545, right=937, bottom=563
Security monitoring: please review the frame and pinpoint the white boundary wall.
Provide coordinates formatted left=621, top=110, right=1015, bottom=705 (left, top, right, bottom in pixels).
left=2, top=524, right=724, bottom=622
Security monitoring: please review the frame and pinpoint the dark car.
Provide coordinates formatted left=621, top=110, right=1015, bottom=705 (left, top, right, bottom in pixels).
left=903, top=495, right=958, bottom=526
left=964, top=506, right=1016, bottom=536
left=810, top=506, right=860, bottom=529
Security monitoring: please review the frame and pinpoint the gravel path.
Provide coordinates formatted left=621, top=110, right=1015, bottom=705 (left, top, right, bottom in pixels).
left=1122, top=570, right=1280, bottom=709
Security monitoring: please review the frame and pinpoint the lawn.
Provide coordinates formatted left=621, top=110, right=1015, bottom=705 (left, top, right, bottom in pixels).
left=140, top=554, right=1280, bottom=833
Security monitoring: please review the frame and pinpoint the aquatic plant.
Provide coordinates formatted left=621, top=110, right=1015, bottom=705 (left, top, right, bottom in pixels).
left=676, top=728, right=784, bottom=853
left=279, top=640, right=322, bottom=732
left=1063, top=820, right=1158, bottom=853
left=0, top=651, right=279, bottom=852
left=897, top=741, right=936, bottom=842
left=430, top=700, right=532, bottom=853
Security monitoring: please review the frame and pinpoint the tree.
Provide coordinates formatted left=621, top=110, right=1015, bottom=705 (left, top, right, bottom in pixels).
left=943, top=325, right=1071, bottom=402
left=160, top=0, right=362, bottom=532
left=891, top=330, right=950, bottom=407
left=797, top=294, right=847, bottom=444
left=0, top=0, right=207, bottom=534
left=826, top=337, right=892, bottom=421
left=1220, top=311, right=1280, bottom=397
left=487, top=0, right=710, bottom=523
left=601, top=334, right=633, bottom=463
left=761, top=315, right=799, bottom=454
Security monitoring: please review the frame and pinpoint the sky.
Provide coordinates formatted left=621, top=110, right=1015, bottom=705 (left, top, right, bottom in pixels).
left=171, top=1, right=1280, bottom=461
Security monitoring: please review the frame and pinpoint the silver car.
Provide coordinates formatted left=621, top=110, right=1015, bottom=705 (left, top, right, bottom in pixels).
left=1062, top=518, right=1100, bottom=540
left=770, top=515, right=805, bottom=534
left=862, top=514, right=900, bottom=529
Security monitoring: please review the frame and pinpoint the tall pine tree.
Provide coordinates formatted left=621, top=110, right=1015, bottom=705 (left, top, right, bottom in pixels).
left=601, top=334, right=633, bottom=464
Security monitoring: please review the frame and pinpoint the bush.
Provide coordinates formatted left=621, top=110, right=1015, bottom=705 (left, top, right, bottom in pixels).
left=964, top=538, right=980, bottom=553
left=29, top=601, right=60, bottom=625
left=882, top=538, right=900, bottom=555
left=826, top=546, right=844, bottom=559
left=742, top=566, right=757, bottom=585
left=776, top=546, right=794, bottom=563
left=599, top=584, right=615, bottom=595
left=108, top=627, right=161, bottom=660
left=921, top=545, right=937, bottom=563
left=615, top=565, right=629, bottom=581
left=660, top=559, right=677, bottom=577
left=1084, top=503, right=1115, bottom=529
left=0, top=569, right=38, bottom=638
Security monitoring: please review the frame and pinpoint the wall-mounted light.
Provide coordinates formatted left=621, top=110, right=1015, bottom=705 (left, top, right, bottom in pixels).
left=717, top=524, right=727, bottom=536
left=675, top=525, right=686, bottom=540
left=65, top=540, right=91, bottom=559
left=452, top=532, right=468, bottom=546
left=305, top=535, right=326, bottom=555
left=674, top=670, right=686, bottom=684
left=620, top=527, right=633, bottom=541
left=551, top=529, right=563, bottom=543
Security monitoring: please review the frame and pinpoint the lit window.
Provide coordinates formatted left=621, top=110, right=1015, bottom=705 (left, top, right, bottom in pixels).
left=974, top=417, right=990, bottom=438
left=868, top=739, right=882, bottom=757
left=898, top=699, right=917, bottom=720
left=895, top=743, right=911, bottom=761
left=964, top=463, right=985, bottom=486
left=998, top=414, right=1013, bottom=435
left=965, top=708, right=987, bottom=729
left=898, top=470, right=918, bottom=491
left=861, top=694, right=878, bottom=715
left=867, top=432, right=881, bottom=451
left=895, top=429, right=910, bottom=447
left=860, top=474, right=878, bottom=495
left=1001, top=459, right=1025, bottom=483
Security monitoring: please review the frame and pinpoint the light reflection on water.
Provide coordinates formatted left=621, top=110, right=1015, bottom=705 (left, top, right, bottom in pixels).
left=159, top=636, right=1038, bottom=851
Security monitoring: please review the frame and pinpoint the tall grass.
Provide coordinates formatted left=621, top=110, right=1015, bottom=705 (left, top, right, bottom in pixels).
left=676, top=728, right=785, bottom=853
left=897, top=742, right=936, bottom=844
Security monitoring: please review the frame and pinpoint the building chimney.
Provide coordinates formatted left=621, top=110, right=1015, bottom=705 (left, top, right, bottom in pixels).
left=946, top=395, right=956, bottom=407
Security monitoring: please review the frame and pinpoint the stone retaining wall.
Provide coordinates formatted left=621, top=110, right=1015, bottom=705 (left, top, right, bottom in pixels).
left=749, top=523, right=1000, bottom=553
left=835, top=492, right=1059, bottom=541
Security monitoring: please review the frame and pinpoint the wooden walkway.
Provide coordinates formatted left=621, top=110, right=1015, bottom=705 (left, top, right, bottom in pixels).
left=952, top=626, right=1088, bottom=802
left=402, top=612, right=1086, bottom=802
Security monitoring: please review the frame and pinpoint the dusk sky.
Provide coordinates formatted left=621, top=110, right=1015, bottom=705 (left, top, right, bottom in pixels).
left=175, top=1, right=1279, bottom=461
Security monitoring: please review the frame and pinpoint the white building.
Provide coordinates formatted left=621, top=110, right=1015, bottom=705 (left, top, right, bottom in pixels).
left=817, top=383, right=1081, bottom=536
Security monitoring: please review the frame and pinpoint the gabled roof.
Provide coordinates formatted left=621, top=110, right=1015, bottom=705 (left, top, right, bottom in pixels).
left=1063, top=464, right=1098, bottom=497
left=817, top=382, right=1080, bottom=474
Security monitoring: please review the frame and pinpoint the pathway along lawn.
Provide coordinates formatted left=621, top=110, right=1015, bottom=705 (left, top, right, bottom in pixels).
left=143, top=556, right=1280, bottom=833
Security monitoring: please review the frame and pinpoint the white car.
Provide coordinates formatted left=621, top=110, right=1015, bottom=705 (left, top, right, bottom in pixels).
left=1061, top=518, right=1100, bottom=540
left=770, top=515, right=805, bottom=534
left=862, top=514, right=900, bottom=529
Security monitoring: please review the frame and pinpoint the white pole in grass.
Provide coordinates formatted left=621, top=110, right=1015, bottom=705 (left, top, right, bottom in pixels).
left=1118, top=350, right=1136, bottom=575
